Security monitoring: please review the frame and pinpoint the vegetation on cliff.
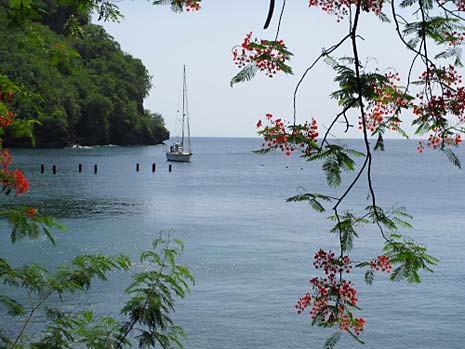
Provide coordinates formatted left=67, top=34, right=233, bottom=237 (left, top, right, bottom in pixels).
left=0, top=2, right=168, bottom=147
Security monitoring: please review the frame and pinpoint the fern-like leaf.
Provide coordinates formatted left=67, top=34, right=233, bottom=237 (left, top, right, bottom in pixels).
left=0, top=295, right=25, bottom=317
left=230, top=63, right=259, bottom=87
left=364, top=270, right=375, bottom=285
left=442, top=147, right=461, bottom=168
left=324, top=332, right=342, bottom=349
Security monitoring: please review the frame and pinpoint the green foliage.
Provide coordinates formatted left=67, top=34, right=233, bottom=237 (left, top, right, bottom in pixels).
left=30, top=309, right=122, bottom=349
left=2, top=0, right=123, bottom=30
left=374, top=133, right=385, bottom=151
left=365, top=206, right=413, bottom=231
left=328, top=212, right=367, bottom=253
left=0, top=8, right=168, bottom=147
left=0, top=294, right=26, bottom=317
left=323, top=332, right=342, bottom=349
left=230, top=63, right=259, bottom=87
left=151, top=0, right=188, bottom=13
left=120, top=237, right=194, bottom=349
left=0, top=207, right=65, bottom=246
left=384, top=233, right=439, bottom=283
left=403, top=16, right=464, bottom=50
left=442, top=147, right=461, bottom=168
left=364, top=270, right=374, bottom=285
left=286, top=192, right=333, bottom=213
left=310, top=144, right=364, bottom=187
left=0, top=230, right=194, bottom=348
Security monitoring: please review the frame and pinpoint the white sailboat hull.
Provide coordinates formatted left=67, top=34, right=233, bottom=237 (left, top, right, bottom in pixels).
left=166, top=152, right=192, bottom=162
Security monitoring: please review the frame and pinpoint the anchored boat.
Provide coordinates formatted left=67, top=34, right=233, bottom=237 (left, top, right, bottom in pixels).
left=166, top=65, right=192, bottom=162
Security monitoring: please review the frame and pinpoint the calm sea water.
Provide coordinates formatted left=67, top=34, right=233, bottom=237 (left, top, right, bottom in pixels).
left=1, top=138, right=465, bottom=348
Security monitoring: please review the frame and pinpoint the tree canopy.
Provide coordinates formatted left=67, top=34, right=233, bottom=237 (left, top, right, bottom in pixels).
left=0, top=1, right=168, bottom=147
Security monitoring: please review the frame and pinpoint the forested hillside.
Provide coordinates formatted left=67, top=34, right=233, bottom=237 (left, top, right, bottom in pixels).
left=0, top=2, right=169, bottom=147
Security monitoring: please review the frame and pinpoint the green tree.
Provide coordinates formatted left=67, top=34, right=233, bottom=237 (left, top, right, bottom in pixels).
left=0, top=1, right=168, bottom=147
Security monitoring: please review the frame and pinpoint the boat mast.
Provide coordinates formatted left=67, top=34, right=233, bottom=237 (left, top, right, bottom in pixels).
left=185, top=67, right=191, bottom=152
left=181, top=65, right=186, bottom=148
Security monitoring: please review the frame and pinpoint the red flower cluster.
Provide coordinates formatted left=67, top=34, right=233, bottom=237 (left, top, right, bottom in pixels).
left=295, top=292, right=311, bottom=314
left=0, top=89, right=14, bottom=103
left=0, top=111, right=14, bottom=128
left=257, top=113, right=318, bottom=156
left=0, top=88, right=29, bottom=195
left=314, top=249, right=352, bottom=276
left=233, top=33, right=291, bottom=78
left=26, top=207, right=36, bottom=218
left=308, top=0, right=385, bottom=21
left=1, top=87, right=16, bottom=127
left=438, top=0, right=465, bottom=11
left=340, top=314, right=366, bottom=335
left=417, top=140, right=424, bottom=154
left=443, top=31, right=465, bottom=47
left=360, top=72, right=409, bottom=134
left=295, top=249, right=365, bottom=336
left=418, top=130, right=463, bottom=152
left=296, top=250, right=396, bottom=336
left=369, top=255, right=392, bottom=273
left=12, top=169, right=28, bottom=195
left=413, top=66, right=465, bottom=151
left=0, top=154, right=29, bottom=195
left=1, top=149, right=12, bottom=168
left=173, top=0, right=201, bottom=11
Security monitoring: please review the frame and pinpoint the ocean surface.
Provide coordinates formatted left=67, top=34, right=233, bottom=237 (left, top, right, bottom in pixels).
left=1, top=138, right=465, bottom=348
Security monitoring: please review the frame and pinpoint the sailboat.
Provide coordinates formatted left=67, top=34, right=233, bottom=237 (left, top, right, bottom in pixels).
left=166, top=65, right=192, bottom=162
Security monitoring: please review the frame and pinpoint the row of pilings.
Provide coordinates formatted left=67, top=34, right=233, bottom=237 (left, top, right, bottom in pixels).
left=40, top=163, right=173, bottom=174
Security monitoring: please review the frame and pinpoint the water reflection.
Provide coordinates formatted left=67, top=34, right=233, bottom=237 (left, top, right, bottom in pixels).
left=0, top=197, right=144, bottom=218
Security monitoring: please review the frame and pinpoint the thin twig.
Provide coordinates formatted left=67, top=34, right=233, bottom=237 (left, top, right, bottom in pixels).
left=274, top=0, right=286, bottom=41
left=293, top=34, right=351, bottom=125
left=320, top=100, right=356, bottom=149
left=12, top=291, right=53, bottom=348
left=435, top=0, right=465, bottom=21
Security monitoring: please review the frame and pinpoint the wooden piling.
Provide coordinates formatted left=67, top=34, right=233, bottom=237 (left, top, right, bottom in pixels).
left=52, top=165, right=56, bottom=174
left=40, top=164, right=44, bottom=174
left=152, top=163, right=156, bottom=173
left=136, top=163, right=140, bottom=172
left=169, top=164, right=172, bottom=172
left=78, top=164, right=82, bottom=173
left=94, top=164, right=98, bottom=174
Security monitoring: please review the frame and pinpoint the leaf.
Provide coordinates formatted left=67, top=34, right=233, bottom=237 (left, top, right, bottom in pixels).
left=442, top=148, right=461, bottom=168
left=324, top=332, right=342, bottom=349
left=375, top=11, right=390, bottom=23
left=384, top=234, right=439, bottom=283
left=374, top=133, right=385, bottom=151
left=346, top=329, right=365, bottom=344
left=322, top=158, right=341, bottom=187
left=230, top=63, right=259, bottom=87
left=82, top=310, right=93, bottom=322
left=42, top=227, right=56, bottom=246
left=364, top=270, right=375, bottom=285
left=390, top=265, right=406, bottom=282
left=286, top=193, right=333, bottom=212
left=0, top=295, right=26, bottom=316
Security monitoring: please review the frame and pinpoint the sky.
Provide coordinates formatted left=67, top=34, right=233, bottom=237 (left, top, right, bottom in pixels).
left=98, top=1, right=422, bottom=138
